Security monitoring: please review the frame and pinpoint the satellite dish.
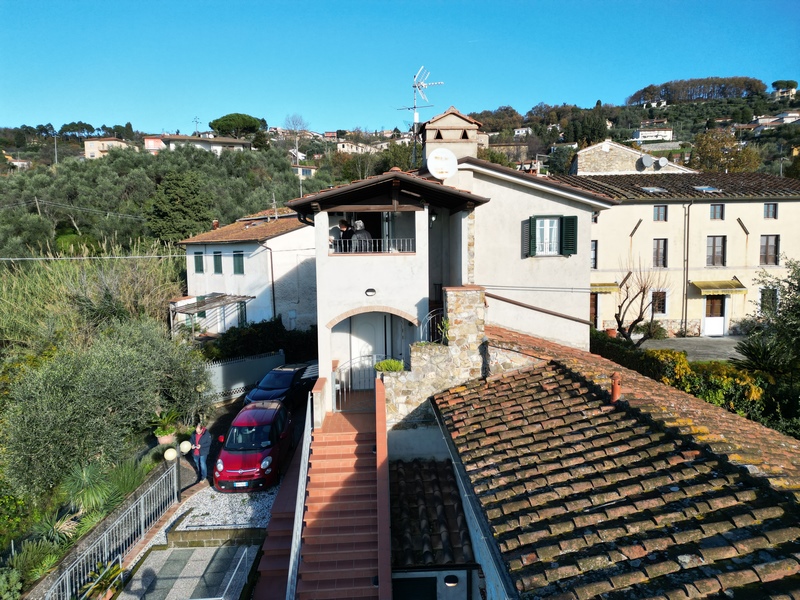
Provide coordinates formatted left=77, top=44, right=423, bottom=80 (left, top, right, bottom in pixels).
left=658, top=156, right=669, bottom=167
left=641, top=154, right=654, bottom=168
left=427, top=148, right=458, bottom=180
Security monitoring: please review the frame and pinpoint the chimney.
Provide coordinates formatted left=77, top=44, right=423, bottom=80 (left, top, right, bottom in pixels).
left=212, top=219, right=219, bottom=230
left=611, top=372, right=621, bottom=402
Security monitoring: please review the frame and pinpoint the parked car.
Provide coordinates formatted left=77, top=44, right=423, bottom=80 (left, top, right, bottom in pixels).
left=213, top=400, right=293, bottom=492
left=243, top=361, right=318, bottom=406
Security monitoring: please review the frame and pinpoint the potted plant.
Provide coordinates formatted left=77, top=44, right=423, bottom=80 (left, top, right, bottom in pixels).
left=374, top=359, right=404, bottom=372
left=151, top=409, right=181, bottom=445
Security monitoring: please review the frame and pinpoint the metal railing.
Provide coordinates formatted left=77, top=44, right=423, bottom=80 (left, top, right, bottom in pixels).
left=193, top=547, right=252, bottom=600
left=76, top=555, right=123, bottom=600
left=333, top=354, right=390, bottom=412
left=285, top=394, right=313, bottom=600
left=329, top=238, right=415, bottom=254
left=45, top=463, right=177, bottom=600
left=418, top=308, right=445, bottom=343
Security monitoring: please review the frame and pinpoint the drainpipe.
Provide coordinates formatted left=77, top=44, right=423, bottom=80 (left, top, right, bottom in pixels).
left=681, top=200, right=693, bottom=334
left=262, top=244, right=277, bottom=321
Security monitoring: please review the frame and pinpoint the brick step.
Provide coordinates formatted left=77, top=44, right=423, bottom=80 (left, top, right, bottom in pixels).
left=303, top=527, right=376, bottom=544
left=304, top=513, right=378, bottom=529
left=297, top=557, right=378, bottom=581
left=253, top=575, right=287, bottom=600
left=311, top=449, right=376, bottom=462
left=306, top=481, right=378, bottom=504
left=258, top=553, right=289, bottom=576
left=296, top=574, right=378, bottom=599
left=305, top=491, right=377, bottom=506
left=314, top=432, right=377, bottom=445
left=310, top=468, right=378, bottom=486
left=302, top=521, right=378, bottom=538
left=305, top=500, right=379, bottom=515
left=261, top=534, right=291, bottom=556
left=301, top=547, right=378, bottom=564
left=308, top=456, right=378, bottom=477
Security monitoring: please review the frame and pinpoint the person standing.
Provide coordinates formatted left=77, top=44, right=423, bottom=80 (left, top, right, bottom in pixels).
left=190, top=423, right=211, bottom=483
left=351, top=220, right=372, bottom=252
left=337, top=219, right=354, bottom=252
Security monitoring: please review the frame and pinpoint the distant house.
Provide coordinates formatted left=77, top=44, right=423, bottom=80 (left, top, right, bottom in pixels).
left=84, top=138, right=136, bottom=159
left=288, top=148, right=306, bottom=162
left=143, top=136, right=166, bottom=155
left=336, top=140, right=378, bottom=154
left=155, top=135, right=251, bottom=157
left=569, top=140, right=696, bottom=175
left=631, top=127, right=674, bottom=142
left=291, top=164, right=318, bottom=180
left=513, top=127, right=532, bottom=138
left=178, top=208, right=315, bottom=335
left=772, top=86, right=796, bottom=101
left=3, top=153, right=31, bottom=170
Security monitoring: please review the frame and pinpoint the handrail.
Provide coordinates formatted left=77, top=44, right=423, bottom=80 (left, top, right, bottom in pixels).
left=192, top=547, right=251, bottom=600
left=484, top=291, right=593, bottom=326
left=329, top=237, right=415, bottom=254
left=285, top=393, right=313, bottom=600
left=419, top=307, right=445, bottom=343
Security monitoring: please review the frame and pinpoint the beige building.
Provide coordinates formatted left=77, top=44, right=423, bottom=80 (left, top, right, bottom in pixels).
left=569, top=140, right=696, bottom=175
left=84, top=137, right=136, bottom=159
left=550, top=172, right=800, bottom=336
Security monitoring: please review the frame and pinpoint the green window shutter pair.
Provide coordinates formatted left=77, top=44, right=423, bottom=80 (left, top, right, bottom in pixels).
left=527, top=215, right=577, bottom=257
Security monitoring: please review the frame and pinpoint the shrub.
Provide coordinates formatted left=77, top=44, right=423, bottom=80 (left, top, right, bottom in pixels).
left=6, top=539, right=60, bottom=585
left=60, top=463, right=112, bottom=514
left=374, top=359, right=404, bottom=372
left=0, top=567, right=22, bottom=600
left=633, top=320, right=668, bottom=340
left=204, top=318, right=317, bottom=363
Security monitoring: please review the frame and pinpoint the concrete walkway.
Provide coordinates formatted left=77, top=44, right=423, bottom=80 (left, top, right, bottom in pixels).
left=119, top=545, right=257, bottom=600
left=640, top=335, right=745, bottom=362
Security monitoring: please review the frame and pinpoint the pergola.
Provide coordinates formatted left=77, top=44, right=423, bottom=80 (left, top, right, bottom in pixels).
left=170, top=293, right=255, bottom=338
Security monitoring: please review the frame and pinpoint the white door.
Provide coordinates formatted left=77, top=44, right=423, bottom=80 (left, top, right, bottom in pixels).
left=350, top=313, right=387, bottom=390
left=703, top=296, right=725, bottom=336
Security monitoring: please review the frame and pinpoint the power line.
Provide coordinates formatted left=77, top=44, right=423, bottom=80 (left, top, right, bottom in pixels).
left=0, top=254, right=183, bottom=262
left=0, top=199, right=146, bottom=221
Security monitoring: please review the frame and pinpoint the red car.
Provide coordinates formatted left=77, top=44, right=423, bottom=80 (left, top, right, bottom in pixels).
left=213, top=400, right=293, bottom=492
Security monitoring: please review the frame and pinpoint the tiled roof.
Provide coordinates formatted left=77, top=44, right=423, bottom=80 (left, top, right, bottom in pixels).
left=179, top=209, right=305, bottom=245
left=547, top=172, right=800, bottom=201
left=389, top=459, right=475, bottom=568
left=433, top=326, right=800, bottom=598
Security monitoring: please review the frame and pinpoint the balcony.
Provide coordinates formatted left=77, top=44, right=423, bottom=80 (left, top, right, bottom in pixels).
left=329, top=238, right=416, bottom=254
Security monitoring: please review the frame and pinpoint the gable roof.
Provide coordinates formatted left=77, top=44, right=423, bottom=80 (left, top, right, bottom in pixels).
left=179, top=208, right=306, bottom=245
left=454, top=156, right=620, bottom=209
left=286, top=168, right=489, bottom=217
left=433, top=326, right=800, bottom=598
left=424, top=106, right=483, bottom=128
left=572, top=140, right=698, bottom=174
left=548, top=172, right=800, bottom=202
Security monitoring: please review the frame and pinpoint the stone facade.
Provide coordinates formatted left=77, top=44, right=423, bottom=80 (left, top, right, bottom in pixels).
left=572, top=140, right=692, bottom=175
left=383, top=286, right=487, bottom=428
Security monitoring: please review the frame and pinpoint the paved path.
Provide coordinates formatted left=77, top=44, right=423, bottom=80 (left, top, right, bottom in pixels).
left=640, top=335, right=745, bottom=362
left=119, top=545, right=257, bottom=600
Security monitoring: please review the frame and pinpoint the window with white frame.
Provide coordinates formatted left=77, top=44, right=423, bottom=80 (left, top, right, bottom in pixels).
left=194, top=252, right=204, bottom=274
left=526, top=215, right=577, bottom=257
left=233, top=251, right=244, bottom=275
left=653, top=239, right=668, bottom=268
left=764, top=203, right=778, bottom=219
left=590, top=240, right=597, bottom=269
left=760, top=235, right=779, bottom=265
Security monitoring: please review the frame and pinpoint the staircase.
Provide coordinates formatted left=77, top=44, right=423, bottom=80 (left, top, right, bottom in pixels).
left=296, top=420, right=379, bottom=599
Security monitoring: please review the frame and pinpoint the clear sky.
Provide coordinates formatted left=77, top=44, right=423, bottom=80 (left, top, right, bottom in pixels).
left=1, top=0, right=798, bottom=135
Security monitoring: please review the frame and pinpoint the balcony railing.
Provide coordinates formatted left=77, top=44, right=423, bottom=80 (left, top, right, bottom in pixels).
left=330, top=238, right=415, bottom=254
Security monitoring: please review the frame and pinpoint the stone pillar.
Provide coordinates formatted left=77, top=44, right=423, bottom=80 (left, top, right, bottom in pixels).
left=444, top=285, right=485, bottom=381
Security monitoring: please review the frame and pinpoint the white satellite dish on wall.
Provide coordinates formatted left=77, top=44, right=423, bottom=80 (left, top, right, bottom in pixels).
left=658, top=156, right=669, bottom=168
left=641, top=154, right=654, bottom=168
left=427, top=148, right=458, bottom=180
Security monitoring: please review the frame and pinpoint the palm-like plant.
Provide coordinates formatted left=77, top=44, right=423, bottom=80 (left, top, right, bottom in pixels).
left=60, top=462, right=112, bottom=514
left=730, top=333, right=795, bottom=384
left=79, top=561, right=125, bottom=599
left=31, top=510, right=77, bottom=546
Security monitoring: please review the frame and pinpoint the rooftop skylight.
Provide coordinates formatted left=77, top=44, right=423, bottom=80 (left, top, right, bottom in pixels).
left=693, top=185, right=722, bottom=193
left=641, top=186, right=668, bottom=193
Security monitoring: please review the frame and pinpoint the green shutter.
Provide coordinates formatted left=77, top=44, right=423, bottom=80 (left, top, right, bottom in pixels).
left=197, top=295, right=206, bottom=319
left=560, top=216, right=577, bottom=256
left=528, top=216, right=537, bottom=257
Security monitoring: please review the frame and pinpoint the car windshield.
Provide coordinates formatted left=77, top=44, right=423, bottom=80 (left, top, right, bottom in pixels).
left=224, top=425, right=271, bottom=451
left=257, top=370, right=296, bottom=390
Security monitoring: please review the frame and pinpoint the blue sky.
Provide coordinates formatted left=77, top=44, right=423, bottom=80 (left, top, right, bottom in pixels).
left=1, top=0, right=798, bottom=135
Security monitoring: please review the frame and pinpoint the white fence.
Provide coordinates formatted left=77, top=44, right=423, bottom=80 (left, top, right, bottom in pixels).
left=206, top=351, right=285, bottom=401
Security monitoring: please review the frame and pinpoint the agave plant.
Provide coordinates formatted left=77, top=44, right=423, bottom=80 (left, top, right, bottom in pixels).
left=6, top=539, right=60, bottom=584
left=79, top=560, right=125, bottom=600
left=730, top=333, right=794, bottom=383
left=60, top=462, right=112, bottom=514
left=31, top=510, right=77, bottom=546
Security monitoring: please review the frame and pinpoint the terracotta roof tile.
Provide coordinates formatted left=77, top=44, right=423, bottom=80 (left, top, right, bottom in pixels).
left=433, top=326, right=800, bottom=597
left=179, top=209, right=305, bottom=244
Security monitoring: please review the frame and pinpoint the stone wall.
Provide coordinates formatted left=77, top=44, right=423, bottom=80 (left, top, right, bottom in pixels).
left=384, top=286, right=486, bottom=428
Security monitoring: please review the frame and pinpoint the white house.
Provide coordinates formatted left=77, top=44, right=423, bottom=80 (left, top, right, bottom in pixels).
left=155, top=135, right=252, bottom=157
left=286, top=107, right=616, bottom=417
left=632, top=127, right=674, bottom=142
left=178, top=208, right=316, bottom=335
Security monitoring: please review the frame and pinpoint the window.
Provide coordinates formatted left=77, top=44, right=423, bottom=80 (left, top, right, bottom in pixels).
left=760, top=235, right=779, bottom=265
left=591, top=211, right=599, bottom=224
left=213, top=251, right=222, bottom=274
left=764, top=203, right=778, bottom=219
left=707, top=236, right=726, bottom=266
left=710, top=204, right=724, bottom=220
left=233, top=251, right=244, bottom=275
left=652, top=291, right=667, bottom=314
left=238, top=301, right=247, bottom=325
left=590, top=240, right=598, bottom=269
left=653, top=205, right=667, bottom=221
left=194, top=252, right=204, bottom=274
left=527, top=216, right=577, bottom=257
left=653, top=239, right=668, bottom=268
left=196, top=295, right=206, bottom=319
left=760, top=288, right=778, bottom=314
left=706, top=297, right=724, bottom=318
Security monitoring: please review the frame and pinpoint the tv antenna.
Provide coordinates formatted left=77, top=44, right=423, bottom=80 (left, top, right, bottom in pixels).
left=193, top=116, right=200, bottom=135
left=398, top=66, right=444, bottom=167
